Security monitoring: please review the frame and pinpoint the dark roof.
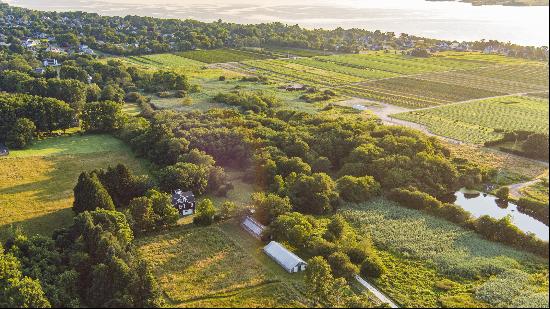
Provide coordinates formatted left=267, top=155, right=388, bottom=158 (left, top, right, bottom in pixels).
left=172, top=190, right=195, bottom=209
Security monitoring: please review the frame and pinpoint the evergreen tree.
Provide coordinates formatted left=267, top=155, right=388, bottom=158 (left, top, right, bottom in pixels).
left=72, top=172, right=115, bottom=213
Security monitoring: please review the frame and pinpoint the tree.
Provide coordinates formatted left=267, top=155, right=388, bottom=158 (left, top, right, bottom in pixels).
left=522, top=133, right=549, bottom=160
left=360, top=254, right=386, bottom=278
left=158, top=163, right=209, bottom=194
left=218, top=201, right=238, bottom=220
left=81, top=101, right=124, bottom=132
left=193, top=199, right=216, bottom=226
left=252, top=192, right=292, bottom=225
left=5, top=118, right=35, bottom=149
left=72, top=172, right=115, bottom=213
left=327, top=252, right=359, bottom=280
left=287, top=173, right=340, bottom=215
left=337, top=175, right=381, bottom=203
left=0, top=246, right=51, bottom=308
left=324, top=214, right=347, bottom=241
left=304, top=256, right=334, bottom=305
left=128, top=196, right=155, bottom=233
left=100, top=84, right=125, bottom=103
left=495, top=186, right=510, bottom=201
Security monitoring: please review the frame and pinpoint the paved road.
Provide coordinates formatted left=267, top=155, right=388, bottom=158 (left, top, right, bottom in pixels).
left=355, top=275, right=399, bottom=308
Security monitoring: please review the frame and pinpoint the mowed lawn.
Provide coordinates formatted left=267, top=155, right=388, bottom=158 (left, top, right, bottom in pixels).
left=391, top=95, right=549, bottom=144
left=136, top=223, right=309, bottom=308
left=0, top=134, right=149, bottom=239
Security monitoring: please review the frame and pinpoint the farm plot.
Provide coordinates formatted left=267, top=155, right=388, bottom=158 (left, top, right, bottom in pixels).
left=124, top=53, right=206, bottom=69
left=319, top=53, right=483, bottom=75
left=391, top=96, right=549, bottom=143
left=468, top=64, right=549, bottom=88
left=341, top=198, right=549, bottom=308
left=341, top=77, right=503, bottom=109
left=416, top=69, right=548, bottom=94
left=177, top=49, right=272, bottom=64
left=290, top=57, right=399, bottom=80
left=242, top=59, right=364, bottom=86
left=136, top=225, right=309, bottom=307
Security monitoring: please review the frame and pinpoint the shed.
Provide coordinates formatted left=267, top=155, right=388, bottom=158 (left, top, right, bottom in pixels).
left=263, top=241, right=307, bottom=273
left=241, top=216, right=265, bottom=239
left=172, top=190, right=195, bottom=216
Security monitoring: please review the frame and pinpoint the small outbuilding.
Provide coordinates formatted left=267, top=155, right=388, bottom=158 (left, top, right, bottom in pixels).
left=171, top=190, right=195, bottom=216
left=241, top=216, right=265, bottom=240
left=263, top=241, right=307, bottom=273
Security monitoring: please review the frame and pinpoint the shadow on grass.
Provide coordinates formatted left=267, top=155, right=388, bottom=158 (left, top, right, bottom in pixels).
left=0, top=208, right=74, bottom=241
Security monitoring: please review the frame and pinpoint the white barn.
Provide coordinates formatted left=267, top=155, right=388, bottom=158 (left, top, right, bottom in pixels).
left=263, top=241, right=307, bottom=273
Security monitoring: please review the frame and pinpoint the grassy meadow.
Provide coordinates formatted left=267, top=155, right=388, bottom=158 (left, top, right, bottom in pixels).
left=0, top=134, right=149, bottom=239
left=136, top=223, right=310, bottom=308
left=341, top=198, right=549, bottom=308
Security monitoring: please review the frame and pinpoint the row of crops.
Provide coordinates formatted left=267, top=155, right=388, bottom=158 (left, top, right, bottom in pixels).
left=242, top=59, right=363, bottom=86
left=124, top=53, right=206, bottom=69
left=177, top=48, right=273, bottom=63
left=391, top=96, right=549, bottom=144
left=340, top=77, right=504, bottom=108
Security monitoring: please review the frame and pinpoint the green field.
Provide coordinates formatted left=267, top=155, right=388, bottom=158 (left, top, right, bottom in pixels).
left=177, top=49, right=272, bottom=64
left=136, top=223, right=310, bottom=307
left=391, top=96, right=549, bottom=143
left=0, top=134, right=149, bottom=239
left=341, top=198, right=549, bottom=308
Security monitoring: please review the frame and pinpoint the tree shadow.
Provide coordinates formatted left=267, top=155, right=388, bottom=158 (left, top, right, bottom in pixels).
left=0, top=208, right=74, bottom=241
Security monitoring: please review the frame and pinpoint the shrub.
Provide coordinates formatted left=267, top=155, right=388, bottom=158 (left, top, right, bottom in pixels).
left=193, top=199, right=216, bottom=226
left=360, top=254, right=386, bottom=278
left=327, top=252, right=359, bottom=280
left=495, top=187, right=510, bottom=201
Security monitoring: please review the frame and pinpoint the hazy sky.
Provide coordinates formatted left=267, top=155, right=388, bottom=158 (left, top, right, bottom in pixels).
left=4, top=0, right=549, bottom=46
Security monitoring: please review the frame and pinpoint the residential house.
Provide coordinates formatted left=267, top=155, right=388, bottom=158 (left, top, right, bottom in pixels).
left=171, top=190, right=196, bottom=216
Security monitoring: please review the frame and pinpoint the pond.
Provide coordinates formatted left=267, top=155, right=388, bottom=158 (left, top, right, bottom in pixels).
left=454, top=188, right=549, bottom=241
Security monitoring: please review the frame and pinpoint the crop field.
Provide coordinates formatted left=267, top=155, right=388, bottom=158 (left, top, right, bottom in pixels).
left=0, top=134, right=149, bottom=239
left=267, top=48, right=331, bottom=57
left=136, top=224, right=309, bottom=307
left=242, top=59, right=364, bottom=86
left=177, top=49, right=272, bottom=64
left=341, top=198, right=549, bottom=308
left=289, top=57, right=399, bottom=80
left=123, top=53, right=206, bottom=70
left=342, top=77, right=504, bottom=108
left=392, top=96, right=549, bottom=143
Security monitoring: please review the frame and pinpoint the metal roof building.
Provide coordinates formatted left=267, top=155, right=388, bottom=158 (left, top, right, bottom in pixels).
left=241, top=216, right=265, bottom=239
left=263, top=241, right=307, bottom=273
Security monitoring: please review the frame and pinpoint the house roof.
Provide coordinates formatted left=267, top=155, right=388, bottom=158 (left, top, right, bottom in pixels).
left=242, top=216, right=265, bottom=238
left=172, top=190, right=195, bottom=207
left=263, top=241, right=306, bottom=272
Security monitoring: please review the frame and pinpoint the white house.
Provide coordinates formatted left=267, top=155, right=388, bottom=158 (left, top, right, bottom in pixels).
left=43, top=59, right=59, bottom=67
left=263, top=241, right=307, bottom=273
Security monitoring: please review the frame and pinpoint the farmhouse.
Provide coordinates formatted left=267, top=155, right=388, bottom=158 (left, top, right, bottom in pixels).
left=241, top=216, right=265, bottom=239
left=171, top=190, right=196, bottom=216
left=263, top=241, right=307, bottom=273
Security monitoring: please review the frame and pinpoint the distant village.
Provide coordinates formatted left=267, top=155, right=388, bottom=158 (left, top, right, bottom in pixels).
left=0, top=4, right=548, bottom=62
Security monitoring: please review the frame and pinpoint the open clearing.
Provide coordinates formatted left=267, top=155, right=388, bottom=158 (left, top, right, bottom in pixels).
left=391, top=95, right=549, bottom=144
left=0, top=134, right=149, bottom=239
left=136, top=223, right=309, bottom=308
left=341, top=198, right=549, bottom=308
